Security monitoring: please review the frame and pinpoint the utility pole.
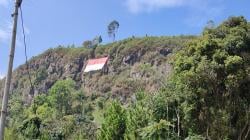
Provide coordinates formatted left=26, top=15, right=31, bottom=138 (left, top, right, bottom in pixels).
left=0, top=0, right=22, bottom=139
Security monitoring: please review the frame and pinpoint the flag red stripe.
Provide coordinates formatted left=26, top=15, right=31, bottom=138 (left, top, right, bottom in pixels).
left=87, top=57, right=108, bottom=65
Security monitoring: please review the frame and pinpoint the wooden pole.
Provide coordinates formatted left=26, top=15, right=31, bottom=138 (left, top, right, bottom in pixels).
left=0, top=0, right=22, bottom=139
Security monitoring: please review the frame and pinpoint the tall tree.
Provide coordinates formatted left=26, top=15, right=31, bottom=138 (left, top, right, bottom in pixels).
left=172, top=16, right=250, bottom=139
left=48, top=79, right=76, bottom=115
left=99, top=101, right=126, bottom=140
left=108, top=20, right=119, bottom=42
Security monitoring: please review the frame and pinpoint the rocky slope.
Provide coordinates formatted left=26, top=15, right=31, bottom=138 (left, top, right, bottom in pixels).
left=0, top=36, right=194, bottom=103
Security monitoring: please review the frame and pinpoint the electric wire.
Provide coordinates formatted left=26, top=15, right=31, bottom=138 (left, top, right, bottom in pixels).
left=19, top=6, right=34, bottom=95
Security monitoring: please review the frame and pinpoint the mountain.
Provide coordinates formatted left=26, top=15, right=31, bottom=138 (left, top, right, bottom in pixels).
left=0, top=36, right=193, bottom=104
left=0, top=16, right=249, bottom=140
left=0, top=36, right=194, bottom=139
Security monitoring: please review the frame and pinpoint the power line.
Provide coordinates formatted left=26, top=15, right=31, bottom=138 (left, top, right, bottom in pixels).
left=20, top=5, right=34, bottom=95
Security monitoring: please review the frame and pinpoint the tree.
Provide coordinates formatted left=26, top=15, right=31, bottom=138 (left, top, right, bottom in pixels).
left=172, top=16, right=250, bottom=139
left=139, top=119, right=176, bottom=139
left=125, top=91, right=152, bottom=139
left=108, top=20, right=119, bottom=42
left=83, top=40, right=92, bottom=48
left=92, top=35, right=102, bottom=46
left=48, top=79, right=76, bottom=116
left=19, top=117, right=42, bottom=139
left=205, top=20, right=215, bottom=29
left=99, top=101, right=126, bottom=140
left=83, top=36, right=102, bottom=48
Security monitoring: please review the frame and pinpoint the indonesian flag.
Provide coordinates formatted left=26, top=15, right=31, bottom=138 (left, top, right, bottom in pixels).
left=84, top=57, right=109, bottom=72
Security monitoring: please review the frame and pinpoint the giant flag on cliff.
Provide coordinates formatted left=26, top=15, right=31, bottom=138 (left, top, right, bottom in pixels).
left=84, top=57, right=108, bottom=72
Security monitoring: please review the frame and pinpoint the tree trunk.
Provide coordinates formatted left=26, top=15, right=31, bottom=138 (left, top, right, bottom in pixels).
left=175, top=108, right=180, bottom=137
left=243, top=124, right=250, bottom=140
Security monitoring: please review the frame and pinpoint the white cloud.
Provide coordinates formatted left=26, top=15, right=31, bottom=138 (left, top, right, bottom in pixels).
left=126, top=0, right=186, bottom=13
left=0, top=72, right=5, bottom=79
left=0, top=21, right=12, bottom=44
left=0, top=28, right=10, bottom=41
left=0, top=0, right=9, bottom=7
left=183, top=0, right=224, bottom=27
left=186, top=11, right=221, bottom=28
left=125, top=0, right=224, bottom=27
left=0, top=20, right=31, bottom=47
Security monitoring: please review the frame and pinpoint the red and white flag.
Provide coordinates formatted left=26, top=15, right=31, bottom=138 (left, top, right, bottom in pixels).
left=84, top=57, right=109, bottom=72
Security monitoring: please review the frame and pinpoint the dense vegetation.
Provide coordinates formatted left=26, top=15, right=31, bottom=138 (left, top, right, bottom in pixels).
left=1, top=16, right=250, bottom=139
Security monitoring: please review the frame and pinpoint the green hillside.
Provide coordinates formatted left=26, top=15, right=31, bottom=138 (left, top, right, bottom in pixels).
left=0, top=16, right=249, bottom=139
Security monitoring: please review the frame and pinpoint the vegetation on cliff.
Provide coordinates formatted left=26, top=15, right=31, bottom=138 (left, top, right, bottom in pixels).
left=1, top=16, right=249, bottom=139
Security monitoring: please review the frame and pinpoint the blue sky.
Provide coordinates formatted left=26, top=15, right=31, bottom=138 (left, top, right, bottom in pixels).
left=0, top=0, right=250, bottom=78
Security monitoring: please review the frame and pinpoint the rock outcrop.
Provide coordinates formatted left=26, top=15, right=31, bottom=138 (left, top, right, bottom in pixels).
left=0, top=36, right=193, bottom=103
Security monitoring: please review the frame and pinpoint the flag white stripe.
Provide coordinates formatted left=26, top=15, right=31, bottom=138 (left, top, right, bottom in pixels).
left=84, top=63, right=105, bottom=72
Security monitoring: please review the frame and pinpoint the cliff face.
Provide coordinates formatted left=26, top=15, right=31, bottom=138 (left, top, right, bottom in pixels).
left=0, top=36, right=194, bottom=103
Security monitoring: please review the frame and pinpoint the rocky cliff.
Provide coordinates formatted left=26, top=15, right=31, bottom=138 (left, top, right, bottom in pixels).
left=0, top=36, right=194, bottom=103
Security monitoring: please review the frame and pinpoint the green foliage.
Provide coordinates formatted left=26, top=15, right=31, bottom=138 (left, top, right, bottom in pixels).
left=125, top=91, right=152, bottom=139
left=4, top=78, right=97, bottom=139
left=139, top=119, right=176, bottom=140
left=185, top=134, right=204, bottom=140
left=3, top=16, right=250, bottom=139
left=4, top=128, right=23, bottom=140
left=83, top=40, right=92, bottom=48
left=34, top=68, right=48, bottom=85
left=36, top=103, right=55, bottom=121
left=71, top=90, right=85, bottom=114
left=172, top=16, right=250, bottom=139
left=99, top=101, right=127, bottom=140
left=49, top=79, right=76, bottom=115
left=99, top=16, right=250, bottom=140
left=19, top=117, right=42, bottom=139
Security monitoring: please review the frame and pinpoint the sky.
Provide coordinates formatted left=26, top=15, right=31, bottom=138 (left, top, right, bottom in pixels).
left=0, top=0, right=250, bottom=79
